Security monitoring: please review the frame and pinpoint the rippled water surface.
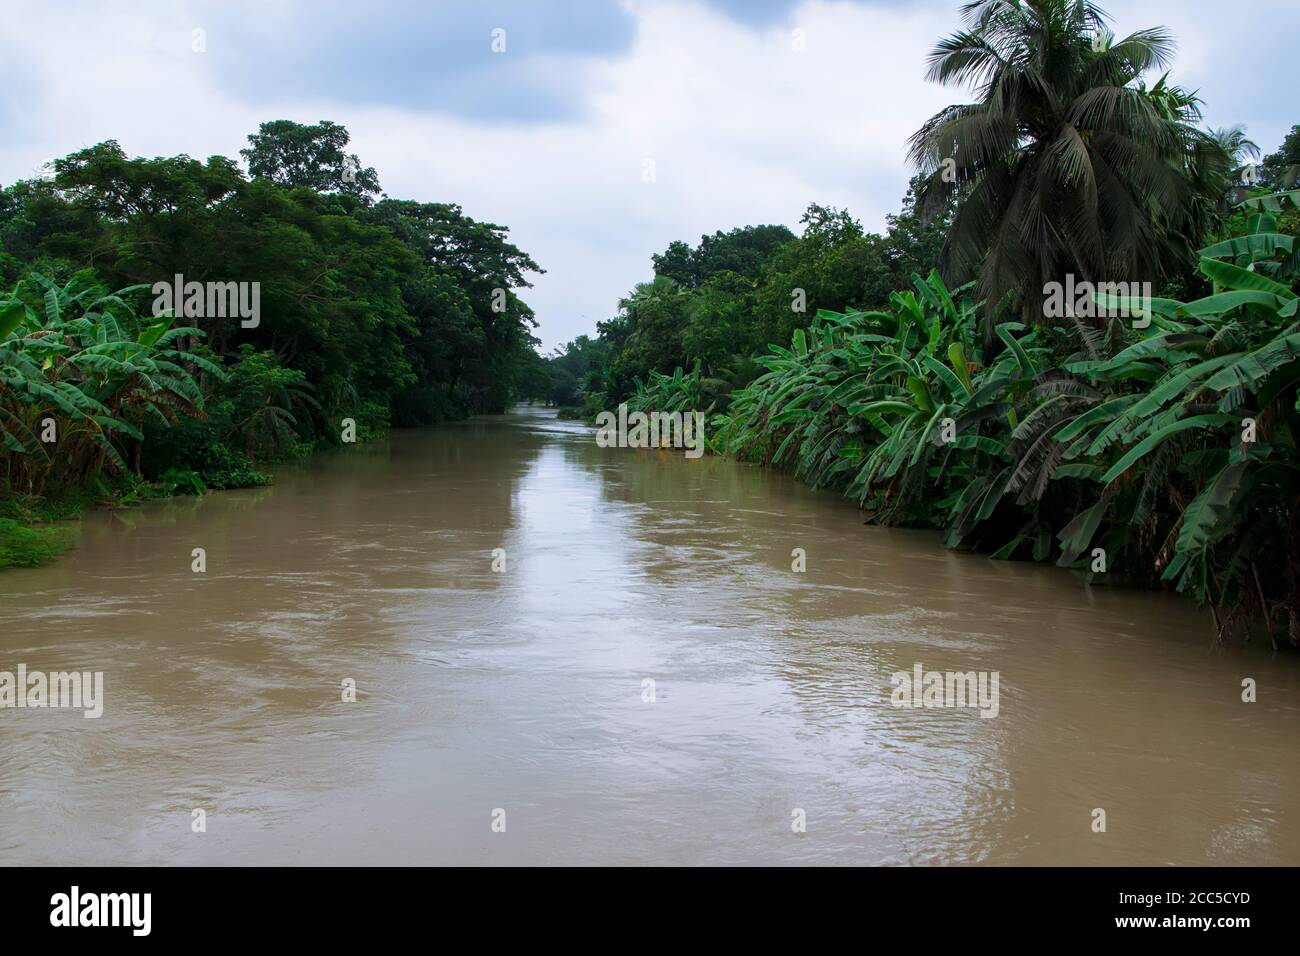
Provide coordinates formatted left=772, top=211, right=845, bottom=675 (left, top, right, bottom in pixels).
left=2, top=407, right=1298, bottom=865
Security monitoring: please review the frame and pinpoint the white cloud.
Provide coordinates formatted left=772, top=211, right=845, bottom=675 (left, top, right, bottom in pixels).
left=345, top=0, right=956, bottom=350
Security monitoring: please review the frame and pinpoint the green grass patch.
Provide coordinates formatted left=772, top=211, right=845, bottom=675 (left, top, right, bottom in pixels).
left=0, top=516, right=74, bottom=570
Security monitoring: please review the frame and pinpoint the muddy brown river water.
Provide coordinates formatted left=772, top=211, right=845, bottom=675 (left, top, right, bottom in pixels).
left=1, top=406, right=1298, bottom=865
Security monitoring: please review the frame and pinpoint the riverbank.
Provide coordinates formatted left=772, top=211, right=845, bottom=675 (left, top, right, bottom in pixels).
left=0, top=431, right=360, bottom=572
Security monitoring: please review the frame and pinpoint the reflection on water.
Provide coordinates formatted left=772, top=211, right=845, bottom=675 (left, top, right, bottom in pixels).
left=1, top=406, right=1298, bottom=865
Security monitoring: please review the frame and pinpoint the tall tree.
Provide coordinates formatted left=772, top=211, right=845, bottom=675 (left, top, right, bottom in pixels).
left=652, top=224, right=794, bottom=288
left=241, top=120, right=382, bottom=201
left=364, top=200, right=544, bottom=414
left=908, top=0, right=1229, bottom=328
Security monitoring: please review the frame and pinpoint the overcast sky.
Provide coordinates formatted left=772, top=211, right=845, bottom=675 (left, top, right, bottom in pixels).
left=2, top=0, right=1295, bottom=351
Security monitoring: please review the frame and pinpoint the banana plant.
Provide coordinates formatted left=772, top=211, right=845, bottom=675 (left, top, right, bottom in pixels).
left=1, top=274, right=223, bottom=493
left=1008, top=211, right=1300, bottom=631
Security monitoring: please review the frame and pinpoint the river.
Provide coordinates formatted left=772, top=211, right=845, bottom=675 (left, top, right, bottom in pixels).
left=1, top=406, right=1297, bottom=865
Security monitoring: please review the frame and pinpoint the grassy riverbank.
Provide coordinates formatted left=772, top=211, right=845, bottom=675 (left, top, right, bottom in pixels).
left=0, top=449, right=262, bottom=571
left=0, top=514, right=72, bottom=569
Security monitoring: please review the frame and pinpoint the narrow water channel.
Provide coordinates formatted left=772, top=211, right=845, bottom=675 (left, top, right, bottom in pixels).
left=1, top=407, right=1296, bottom=865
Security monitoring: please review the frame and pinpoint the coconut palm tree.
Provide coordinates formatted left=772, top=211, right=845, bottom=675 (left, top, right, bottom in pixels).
left=1211, top=124, right=1261, bottom=173
left=1210, top=124, right=1264, bottom=207
left=908, top=0, right=1229, bottom=330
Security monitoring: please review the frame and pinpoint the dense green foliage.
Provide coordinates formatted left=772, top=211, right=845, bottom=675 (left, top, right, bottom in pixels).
left=1, top=120, right=543, bottom=564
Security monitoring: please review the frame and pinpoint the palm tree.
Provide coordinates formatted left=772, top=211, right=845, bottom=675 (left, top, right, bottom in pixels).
left=908, top=0, right=1229, bottom=329
left=1210, top=124, right=1261, bottom=171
